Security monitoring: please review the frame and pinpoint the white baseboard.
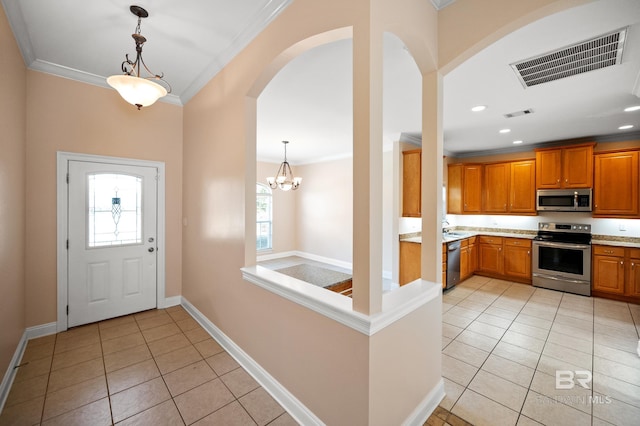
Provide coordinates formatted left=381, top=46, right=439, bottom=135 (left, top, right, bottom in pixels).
left=0, top=322, right=57, bottom=413
left=402, top=378, right=445, bottom=426
left=162, top=296, right=182, bottom=308
left=25, top=322, right=57, bottom=340
left=256, top=251, right=297, bottom=262
left=181, top=297, right=323, bottom=426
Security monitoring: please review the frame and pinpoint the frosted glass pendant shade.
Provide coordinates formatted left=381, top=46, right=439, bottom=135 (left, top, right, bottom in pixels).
left=107, top=75, right=167, bottom=109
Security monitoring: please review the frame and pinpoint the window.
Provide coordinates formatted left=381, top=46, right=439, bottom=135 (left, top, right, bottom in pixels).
left=256, top=183, right=272, bottom=250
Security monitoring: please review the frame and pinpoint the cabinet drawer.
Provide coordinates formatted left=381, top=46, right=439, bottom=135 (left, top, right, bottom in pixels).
left=504, top=238, right=532, bottom=248
left=629, top=248, right=640, bottom=259
left=593, top=245, right=625, bottom=257
left=461, top=238, right=469, bottom=248
left=479, top=236, right=503, bottom=245
left=468, top=236, right=477, bottom=244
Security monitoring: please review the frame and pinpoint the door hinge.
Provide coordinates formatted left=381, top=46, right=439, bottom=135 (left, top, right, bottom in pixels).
left=66, top=305, right=69, bottom=315
left=66, top=239, right=69, bottom=250
left=66, top=173, right=69, bottom=184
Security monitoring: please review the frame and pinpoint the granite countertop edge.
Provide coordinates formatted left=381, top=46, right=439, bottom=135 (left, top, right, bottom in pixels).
left=400, top=228, right=640, bottom=248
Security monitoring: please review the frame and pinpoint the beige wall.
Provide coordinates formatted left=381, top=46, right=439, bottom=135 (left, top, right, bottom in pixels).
left=256, top=161, right=297, bottom=254
left=0, top=5, right=26, bottom=384
left=297, top=158, right=353, bottom=263
left=183, top=0, right=441, bottom=422
left=24, top=72, right=183, bottom=327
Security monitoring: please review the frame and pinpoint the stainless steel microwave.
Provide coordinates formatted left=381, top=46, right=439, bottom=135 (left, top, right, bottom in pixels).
left=536, top=188, right=592, bottom=212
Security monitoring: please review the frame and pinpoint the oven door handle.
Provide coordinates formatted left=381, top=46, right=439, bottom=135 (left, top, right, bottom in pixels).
left=533, top=241, right=591, bottom=250
left=532, top=273, right=590, bottom=285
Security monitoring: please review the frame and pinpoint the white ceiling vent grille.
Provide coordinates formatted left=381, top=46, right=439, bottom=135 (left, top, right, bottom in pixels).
left=511, top=27, right=627, bottom=88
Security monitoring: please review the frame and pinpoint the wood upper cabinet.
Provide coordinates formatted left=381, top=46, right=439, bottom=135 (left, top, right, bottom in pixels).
left=402, top=149, right=421, bottom=217
left=593, top=150, right=639, bottom=217
left=448, top=160, right=535, bottom=215
left=535, top=144, right=594, bottom=189
left=503, top=238, right=532, bottom=282
left=447, top=163, right=482, bottom=214
left=463, top=165, right=483, bottom=213
left=484, top=163, right=510, bottom=213
left=510, top=160, right=536, bottom=214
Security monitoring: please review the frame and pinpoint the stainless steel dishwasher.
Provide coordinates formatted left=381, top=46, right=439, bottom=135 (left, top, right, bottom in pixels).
left=446, top=240, right=461, bottom=289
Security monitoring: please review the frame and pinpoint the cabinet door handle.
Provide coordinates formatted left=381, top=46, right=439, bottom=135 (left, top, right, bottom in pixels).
left=565, top=178, right=568, bottom=183
left=557, top=178, right=560, bottom=183
left=632, top=262, right=635, bottom=269
left=620, top=261, right=624, bottom=266
left=527, top=250, right=530, bottom=255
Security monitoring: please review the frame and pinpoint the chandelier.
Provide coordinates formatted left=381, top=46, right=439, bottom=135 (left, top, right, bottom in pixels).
left=106, top=5, right=171, bottom=110
left=267, top=141, right=302, bottom=191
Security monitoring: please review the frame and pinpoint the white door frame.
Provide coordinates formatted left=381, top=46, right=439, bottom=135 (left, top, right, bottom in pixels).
left=56, top=151, right=166, bottom=332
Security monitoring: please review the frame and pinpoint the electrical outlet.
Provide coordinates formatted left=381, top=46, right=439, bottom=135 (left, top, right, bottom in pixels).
left=619, top=223, right=627, bottom=231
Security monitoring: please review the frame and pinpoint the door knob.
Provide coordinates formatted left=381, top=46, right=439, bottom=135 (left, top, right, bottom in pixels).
left=148, top=247, right=155, bottom=253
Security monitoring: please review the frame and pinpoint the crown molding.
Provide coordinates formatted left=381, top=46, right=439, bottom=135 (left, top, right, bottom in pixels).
left=180, top=0, right=292, bottom=105
left=29, top=59, right=183, bottom=107
left=430, top=0, right=457, bottom=11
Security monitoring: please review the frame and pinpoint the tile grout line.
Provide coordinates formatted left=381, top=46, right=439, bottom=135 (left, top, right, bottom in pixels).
left=445, top=278, right=536, bottom=424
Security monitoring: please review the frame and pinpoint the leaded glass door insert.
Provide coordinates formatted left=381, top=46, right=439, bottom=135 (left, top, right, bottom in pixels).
left=88, top=173, right=143, bottom=247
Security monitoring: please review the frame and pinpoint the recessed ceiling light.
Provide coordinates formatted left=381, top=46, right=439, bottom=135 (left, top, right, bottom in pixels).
left=513, top=140, right=523, bottom=144
left=624, top=106, right=640, bottom=112
left=619, top=125, right=634, bottom=130
left=471, top=105, right=487, bottom=112
left=499, top=129, right=511, bottom=134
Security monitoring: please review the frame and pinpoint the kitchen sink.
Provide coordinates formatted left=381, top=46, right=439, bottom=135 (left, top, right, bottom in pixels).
left=442, top=231, right=473, bottom=241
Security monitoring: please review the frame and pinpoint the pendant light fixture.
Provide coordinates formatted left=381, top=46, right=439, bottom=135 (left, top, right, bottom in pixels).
left=267, top=141, right=302, bottom=191
left=107, top=5, right=171, bottom=110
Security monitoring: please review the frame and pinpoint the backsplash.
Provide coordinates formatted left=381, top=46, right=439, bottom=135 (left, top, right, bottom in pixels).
left=400, top=212, right=640, bottom=238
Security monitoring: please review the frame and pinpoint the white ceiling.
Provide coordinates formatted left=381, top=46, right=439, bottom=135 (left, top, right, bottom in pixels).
left=3, top=0, right=640, bottom=164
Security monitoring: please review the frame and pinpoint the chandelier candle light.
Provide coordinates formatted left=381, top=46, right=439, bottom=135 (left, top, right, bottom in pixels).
left=267, top=141, right=302, bottom=191
left=107, top=5, right=171, bottom=110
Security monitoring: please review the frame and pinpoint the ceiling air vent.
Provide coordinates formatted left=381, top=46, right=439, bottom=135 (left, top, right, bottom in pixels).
left=511, top=27, right=627, bottom=88
left=504, top=109, right=534, bottom=119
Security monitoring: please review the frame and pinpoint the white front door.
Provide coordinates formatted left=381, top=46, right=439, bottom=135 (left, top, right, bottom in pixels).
left=67, top=160, right=158, bottom=327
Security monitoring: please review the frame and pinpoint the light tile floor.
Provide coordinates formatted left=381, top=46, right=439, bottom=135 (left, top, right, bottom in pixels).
left=3, top=275, right=640, bottom=425
left=0, top=306, right=298, bottom=425
left=434, top=275, right=640, bottom=426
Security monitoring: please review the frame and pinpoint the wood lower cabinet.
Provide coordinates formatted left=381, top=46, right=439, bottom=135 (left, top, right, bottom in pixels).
left=402, top=149, right=421, bottom=217
left=503, top=238, right=532, bottom=281
left=593, top=245, right=640, bottom=302
left=460, top=237, right=477, bottom=281
left=593, top=245, right=627, bottom=295
left=478, top=236, right=504, bottom=276
left=399, top=241, right=421, bottom=285
left=477, top=236, right=532, bottom=284
left=628, top=249, right=640, bottom=298
left=442, top=243, right=447, bottom=289
left=593, top=150, right=639, bottom=217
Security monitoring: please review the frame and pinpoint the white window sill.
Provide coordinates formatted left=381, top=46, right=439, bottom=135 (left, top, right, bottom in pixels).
left=241, top=265, right=441, bottom=336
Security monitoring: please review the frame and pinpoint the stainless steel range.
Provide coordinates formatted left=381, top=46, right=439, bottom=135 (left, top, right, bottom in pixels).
left=532, top=222, right=592, bottom=296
